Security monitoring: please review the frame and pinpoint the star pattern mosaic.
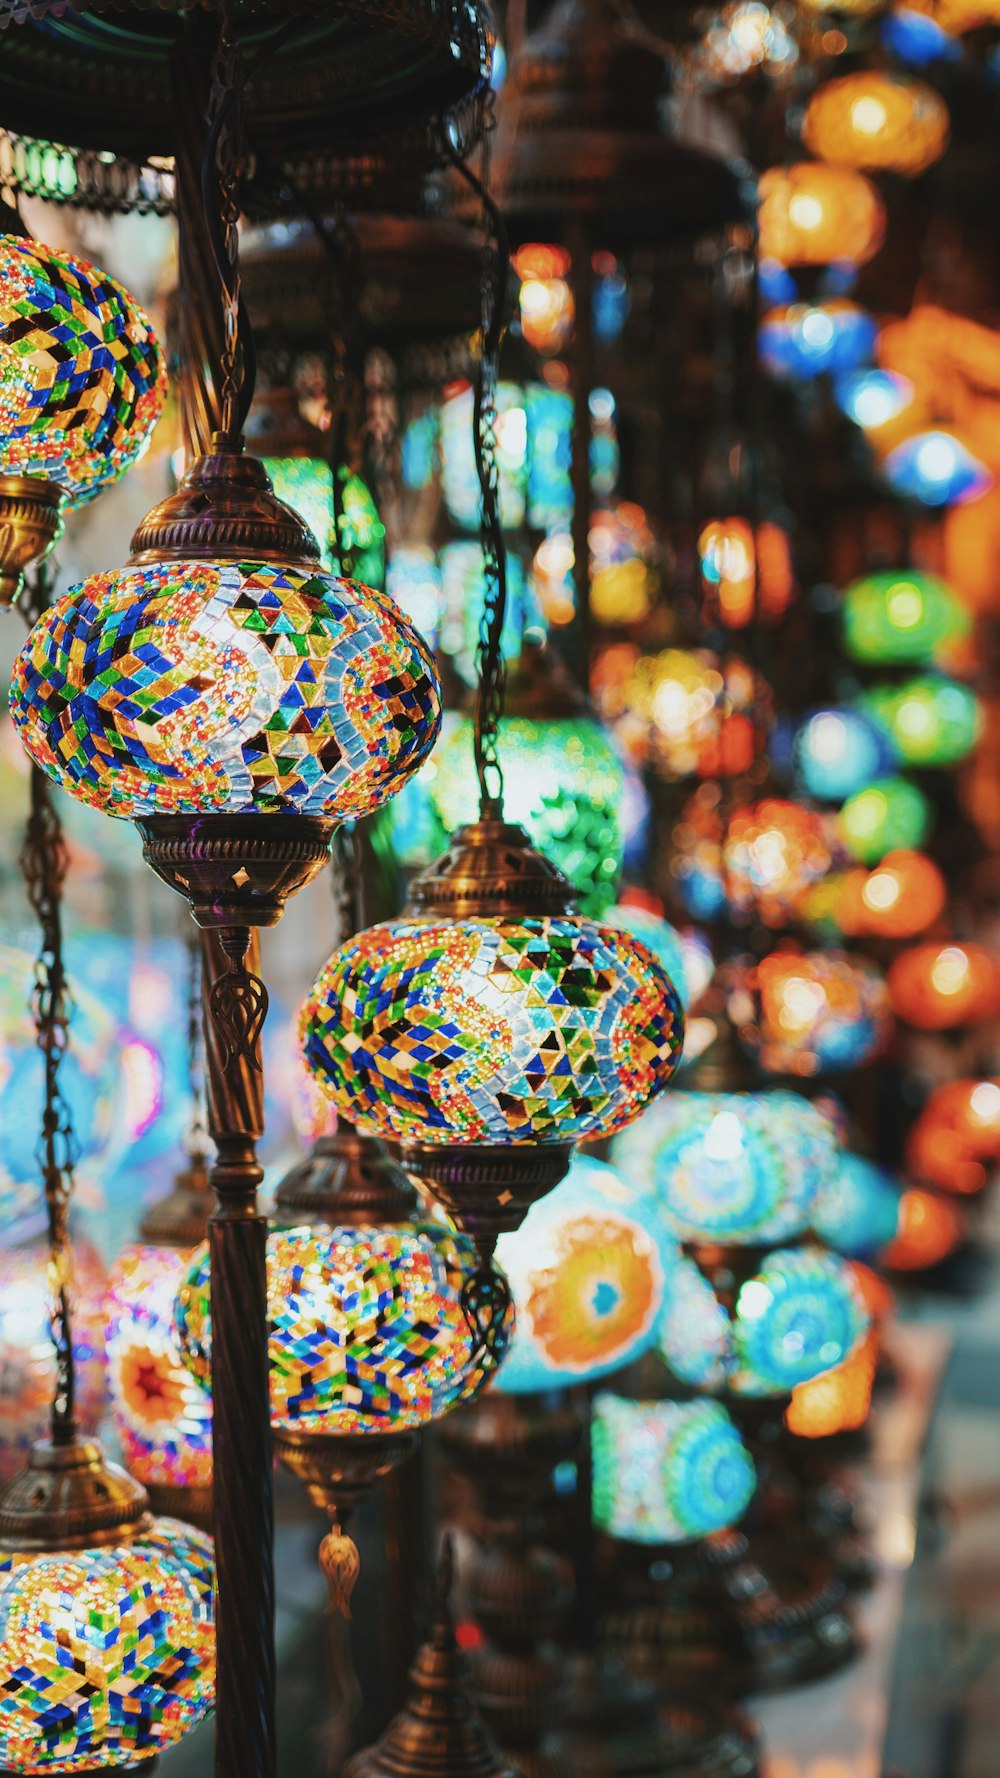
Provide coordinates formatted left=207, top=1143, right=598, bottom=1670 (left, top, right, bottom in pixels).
left=175, top=1223, right=510, bottom=1434
left=11, top=561, right=441, bottom=820
left=0, top=234, right=166, bottom=505
left=0, top=1521, right=214, bottom=1772
left=300, top=916, right=685, bottom=1146
left=105, top=1245, right=213, bottom=1495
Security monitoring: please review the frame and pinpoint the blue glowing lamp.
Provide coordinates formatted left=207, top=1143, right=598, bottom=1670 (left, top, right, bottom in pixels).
left=881, top=8, right=960, bottom=65
left=811, top=1152, right=902, bottom=1260
left=658, top=1246, right=869, bottom=1398
left=592, top=1395, right=756, bottom=1546
left=883, top=430, right=992, bottom=506
left=792, top=706, right=898, bottom=802
left=494, top=1153, right=676, bottom=1395
left=759, top=301, right=877, bottom=382
left=613, top=1089, right=840, bottom=1246
left=835, top=367, right=915, bottom=430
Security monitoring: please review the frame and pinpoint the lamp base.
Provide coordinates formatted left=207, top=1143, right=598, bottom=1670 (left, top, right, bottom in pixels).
left=0, top=476, right=64, bottom=608
left=272, top=1426, right=418, bottom=1518
left=401, top=1141, right=574, bottom=1248
left=146, top=1481, right=214, bottom=1536
left=276, top=1123, right=417, bottom=1227
left=136, top=813, right=335, bottom=928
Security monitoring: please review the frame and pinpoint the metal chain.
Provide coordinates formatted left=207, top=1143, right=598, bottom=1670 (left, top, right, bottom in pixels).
left=209, top=17, right=246, bottom=442
left=21, top=757, right=78, bottom=1443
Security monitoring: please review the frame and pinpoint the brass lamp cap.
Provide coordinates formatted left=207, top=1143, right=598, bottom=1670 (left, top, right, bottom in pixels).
left=128, top=439, right=322, bottom=569
left=139, top=1152, right=214, bottom=1248
left=0, top=475, right=65, bottom=609
left=407, top=820, right=577, bottom=920
left=275, top=1123, right=417, bottom=1227
left=0, top=1438, right=153, bottom=1552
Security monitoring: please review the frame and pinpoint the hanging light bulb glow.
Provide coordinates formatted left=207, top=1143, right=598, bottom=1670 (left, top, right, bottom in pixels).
left=591, top=645, right=769, bottom=782
left=858, top=675, right=980, bottom=767
left=835, top=367, right=915, bottom=430
left=907, top=1078, right=1000, bottom=1194
left=758, top=163, right=886, bottom=268
left=0, top=233, right=166, bottom=505
left=494, top=1154, right=675, bottom=1394
left=613, top=1089, right=840, bottom=1244
left=746, top=949, right=893, bottom=1076
left=888, top=941, right=1000, bottom=1029
left=759, top=300, right=877, bottom=382
left=592, top=1396, right=756, bottom=1545
left=513, top=244, right=575, bottom=355
left=698, top=516, right=794, bottom=627
left=842, top=569, right=971, bottom=665
left=882, top=1187, right=964, bottom=1269
left=837, top=849, right=946, bottom=939
left=793, top=706, right=898, bottom=801
left=803, top=72, right=950, bottom=176
left=673, top=792, right=840, bottom=928
left=838, top=775, right=932, bottom=863
left=883, top=430, right=992, bottom=506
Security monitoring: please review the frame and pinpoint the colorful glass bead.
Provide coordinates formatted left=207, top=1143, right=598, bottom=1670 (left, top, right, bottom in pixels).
left=592, top=1396, right=756, bottom=1545
left=11, top=561, right=441, bottom=820
left=614, top=1089, right=839, bottom=1244
left=418, top=711, right=625, bottom=917
left=105, top=1245, right=213, bottom=1496
left=0, top=1520, right=214, bottom=1772
left=0, top=234, right=166, bottom=506
left=301, top=917, right=685, bottom=1147
left=0, top=1236, right=107, bottom=1484
left=176, top=1223, right=508, bottom=1434
left=495, top=1154, right=676, bottom=1394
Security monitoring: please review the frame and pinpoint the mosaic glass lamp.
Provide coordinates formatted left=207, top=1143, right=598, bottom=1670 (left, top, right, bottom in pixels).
left=842, top=569, right=971, bottom=666
left=835, top=367, right=915, bottom=430
left=907, top=1077, right=1000, bottom=1196
left=104, top=1154, right=214, bottom=1525
left=888, top=941, right=1000, bottom=1029
left=494, top=1153, right=676, bottom=1394
left=698, top=515, right=794, bottom=628
left=882, top=430, right=991, bottom=506
left=792, top=706, right=898, bottom=802
left=658, top=1245, right=868, bottom=1398
left=0, top=1439, right=214, bottom=1773
left=810, top=1152, right=901, bottom=1260
left=672, top=790, right=840, bottom=928
left=759, top=300, right=877, bottom=382
left=592, top=1395, right=755, bottom=1545
left=301, top=818, right=685, bottom=1246
left=590, top=644, right=768, bottom=783
left=837, top=848, right=946, bottom=939
left=10, top=445, right=442, bottom=931
left=803, top=72, right=949, bottom=176
left=262, top=456, right=387, bottom=589
left=857, top=675, right=980, bottom=767
left=757, top=163, right=886, bottom=268
left=606, top=902, right=713, bottom=1011
left=0, top=1232, right=107, bottom=1485
left=744, top=948, right=893, bottom=1076
left=785, top=1330, right=878, bottom=1439
left=838, top=775, right=932, bottom=864
left=176, top=1219, right=507, bottom=1436
left=0, top=234, right=166, bottom=605
left=882, top=1187, right=964, bottom=1270
left=613, top=1088, right=839, bottom=1245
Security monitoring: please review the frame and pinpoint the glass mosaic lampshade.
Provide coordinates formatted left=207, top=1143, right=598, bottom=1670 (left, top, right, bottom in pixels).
left=785, top=1329, right=878, bottom=1439
left=803, top=71, right=949, bottom=176
left=613, top=1089, right=839, bottom=1245
left=759, top=300, right=877, bottom=382
left=592, top=1396, right=755, bottom=1545
left=757, top=163, right=886, bottom=268
left=838, top=775, right=931, bottom=864
left=745, top=948, right=893, bottom=1076
left=494, top=1153, right=676, bottom=1394
left=0, top=1447, right=214, bottom=1774
left=907, top=1078, right=1000, bottom=1195
left=837, top=848, right=946, bottom=939
left=607, top=903, right=713, bottom=1011
left=11, top=555, right=441, bottom=824
left=671, top=790, right=839, bottom=928
left=792, top=707, right=898, bottom=802
left=0, top=1234, right=107, bottom=1485
left=882, top=1187, right=964, bottom=1271
left=883, top=430, right=991, bottom=506
left=591, top=645, right=768, bottom=783
left=263, top=457, right=387, bottom=589
left=857, top=675, right=980, bottom=767
left=301, top=908, right=684, bottom=1152
left=842, top=569, right=971, bottom=666
left=698, top=516, right=794, bottom=628
left=0, top=234, right=165, bottom=583
left=415, top=708, right=625, bottom=917
left=105, top=1236, right=213, bottom=1514
left=658, top=1246, right=869, bottom=1398
left=811, top=1152, right=902, bottom=1259
left=176, top=1221, right=508, bottom=1435
left=888, top=941, right=1000, bottom=1029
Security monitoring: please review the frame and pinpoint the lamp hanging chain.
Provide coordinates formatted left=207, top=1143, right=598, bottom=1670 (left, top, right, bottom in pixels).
left=442, top=108, right=511, bottom=817
left=20, top=566, right=78, bottom=1444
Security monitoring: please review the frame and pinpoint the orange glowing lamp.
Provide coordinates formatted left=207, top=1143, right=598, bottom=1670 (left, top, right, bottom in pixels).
left=836, top=849, right=946, bottom=940
left=758, top=163, right=886, bottom=268
left=907, top=1078, right=1000, bottom=1194
left=786, top=1329, right=878, bottom=1439
left=514, top=243, right=575, bottom=355
left=803, top=72, right=949, bottom=178
left=888, top=941, right=1000, bottom=1029
left=882, top=1188, right=964, bottom=1270
left=698, top=516, right=794, bottom=627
